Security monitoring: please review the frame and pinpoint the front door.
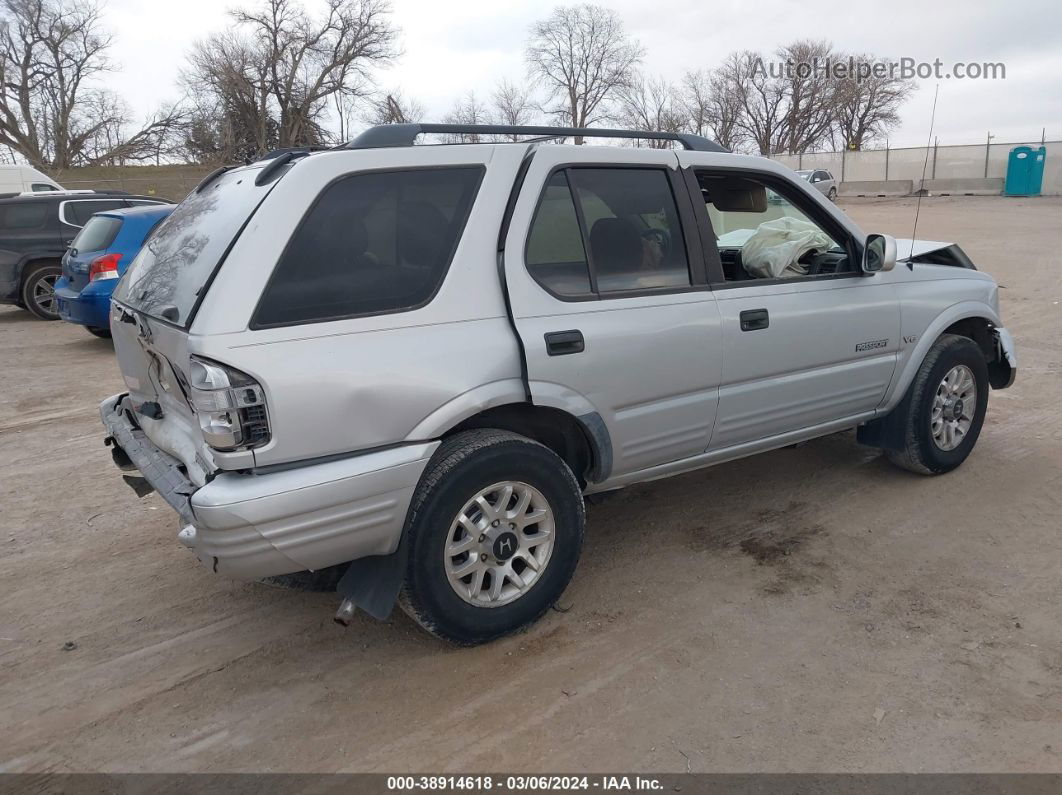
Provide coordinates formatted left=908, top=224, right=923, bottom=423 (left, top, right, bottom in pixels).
left=503, top=147, right=723, bottom=479
left=677, top=155, right=901, bottom=450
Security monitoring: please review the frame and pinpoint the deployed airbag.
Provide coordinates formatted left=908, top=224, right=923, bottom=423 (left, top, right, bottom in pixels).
left=742, top=217, right=834, bottom=279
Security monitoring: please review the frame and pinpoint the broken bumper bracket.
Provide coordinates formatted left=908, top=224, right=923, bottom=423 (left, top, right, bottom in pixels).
left=100, top=394, right=197, bottom=525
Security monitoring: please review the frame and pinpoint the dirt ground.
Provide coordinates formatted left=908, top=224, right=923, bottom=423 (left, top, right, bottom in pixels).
left=1, top=196, right=1060, bottom=774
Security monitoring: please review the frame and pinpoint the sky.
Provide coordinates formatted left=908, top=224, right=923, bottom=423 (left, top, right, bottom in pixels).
left=102, top=0, right=1062, bottom=150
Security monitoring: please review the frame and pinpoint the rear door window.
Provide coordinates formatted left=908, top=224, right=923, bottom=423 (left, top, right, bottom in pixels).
left=71, top=215, right=123, bottom=252
left=0, top=201, right=49, bottom=230
left=253, top=167, right=483, bottom=327
left=63, top=200, right=127, bottom=227
left=524, top=167, right=692, bottom=297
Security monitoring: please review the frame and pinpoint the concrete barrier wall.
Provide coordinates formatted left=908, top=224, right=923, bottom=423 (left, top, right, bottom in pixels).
left=921, top=178, right=1003, bottom=195
left=838, top=180, right=913, bottom=197
left=769, top=141, right=1062, bottom=196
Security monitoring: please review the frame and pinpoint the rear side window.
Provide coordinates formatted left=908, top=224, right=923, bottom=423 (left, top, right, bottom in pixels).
left=525, top=167, right=691, bottom=297
left=64, top=200, right=127, bottom=227
left=0, top=202, right=48, bottom=229
left=71, top=216, right=122, bottom=252
left=253, top=167, right=483, bottom=327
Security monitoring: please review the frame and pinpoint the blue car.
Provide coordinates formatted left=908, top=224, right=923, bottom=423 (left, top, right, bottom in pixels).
left=55, top=204, right=174, bottom=337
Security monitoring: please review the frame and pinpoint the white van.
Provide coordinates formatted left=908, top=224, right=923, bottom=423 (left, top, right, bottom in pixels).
left=0, top=165, right=63, bottom=196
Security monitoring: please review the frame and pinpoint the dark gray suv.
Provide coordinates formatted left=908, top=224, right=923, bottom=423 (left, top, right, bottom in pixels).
left=0, top=191, right=170, bottom=319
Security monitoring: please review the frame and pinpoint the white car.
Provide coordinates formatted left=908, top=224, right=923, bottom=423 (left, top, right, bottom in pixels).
left=100, top=124, right=1016, bottom=644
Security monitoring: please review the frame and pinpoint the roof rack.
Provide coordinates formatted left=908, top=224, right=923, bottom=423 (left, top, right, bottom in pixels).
left=345, top=123, right=729, bottom=153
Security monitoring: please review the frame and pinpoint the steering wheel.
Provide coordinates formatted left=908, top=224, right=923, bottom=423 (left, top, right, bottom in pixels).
left=640, top=227, right=672, bottom=258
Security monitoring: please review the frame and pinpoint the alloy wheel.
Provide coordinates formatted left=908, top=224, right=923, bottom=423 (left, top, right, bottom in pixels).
left=443, top=481, right=555, bottom=607
left=931, top=364, right=977, bottom=451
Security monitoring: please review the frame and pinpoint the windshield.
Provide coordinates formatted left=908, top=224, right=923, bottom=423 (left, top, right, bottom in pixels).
left=796, top=171, right=813, bottom=181
left=113, top=167, right=272, bottom=327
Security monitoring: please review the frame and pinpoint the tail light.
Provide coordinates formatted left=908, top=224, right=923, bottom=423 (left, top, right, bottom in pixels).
left=188, top=357, right=271, bottom=451
left=88, top=252, right=122, bottom=281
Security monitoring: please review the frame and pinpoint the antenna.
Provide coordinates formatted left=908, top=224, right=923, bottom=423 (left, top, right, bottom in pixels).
left=909, top=83, right=940, bottom=265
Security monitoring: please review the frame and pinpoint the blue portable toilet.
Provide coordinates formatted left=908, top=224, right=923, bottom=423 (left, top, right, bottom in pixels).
left=1005, top=146, right=1046, bottom=196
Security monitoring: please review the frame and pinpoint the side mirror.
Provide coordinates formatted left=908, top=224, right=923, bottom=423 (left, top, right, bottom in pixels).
left=863, top=233, right=896, bottom=273
left=811, top=175, right=820, bottom=182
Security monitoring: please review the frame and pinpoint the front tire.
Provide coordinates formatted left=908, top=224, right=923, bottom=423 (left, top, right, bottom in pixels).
left=86, top=326, right=112, bottom=339
left=399, top=430, right=585, bottom=645
left=885, top=334, right=989, bottom=475
left=20, top=262, right=62, bottom=320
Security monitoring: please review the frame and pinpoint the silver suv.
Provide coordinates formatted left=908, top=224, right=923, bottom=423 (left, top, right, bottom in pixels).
left=796, top=169, right=838, bottom=201
left=100, top=124, right=1016, bottom=644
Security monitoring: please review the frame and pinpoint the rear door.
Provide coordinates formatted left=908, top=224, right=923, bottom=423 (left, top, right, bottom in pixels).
left=503, top=147, right=723, bottom=480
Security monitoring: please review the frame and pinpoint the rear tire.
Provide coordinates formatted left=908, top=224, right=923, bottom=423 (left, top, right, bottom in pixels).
left=399, top=429, right=585, bottom=645
left=20, top=262, right=62, bottom=320
left=828, top=187, right=838, bottom=201
left=884, top=334, right=989, bottom=475
left=86, top=326, right=112, bottom=339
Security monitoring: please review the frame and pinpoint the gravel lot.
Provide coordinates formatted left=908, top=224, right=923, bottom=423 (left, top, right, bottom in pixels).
left=1, top=196, right=1060, bottom=773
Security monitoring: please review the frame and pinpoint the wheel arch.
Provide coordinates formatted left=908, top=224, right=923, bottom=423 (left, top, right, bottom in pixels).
left=861, top=308, right=1006, bottom=451
left=886, top=303, right=1005, bottom=408
left=443, top=402, right=610, bottom=488
left=941, top=316, right=1014, bottom=389
left=18, top=254, right=62, bottom=286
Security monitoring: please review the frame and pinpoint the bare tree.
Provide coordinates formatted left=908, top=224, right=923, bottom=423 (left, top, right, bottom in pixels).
left=614, top=73, right=686, bottom=147
left=775, top=40, right=838, bottom=154
left=723, top=41, right=839, bottom=155
left=681, top=68, right=743, bottom=151
left=442, top=90, right=493, bottom=142
left=491, top=79, right=536, bottom=139
left=182, top=32, right=275, bottom=162
left=362, top=89, right=424, bottom=125
left=234, top=0, right=397, bottom=146
left=830, top=54, right=913, bottom=149
left=525, top=3, right=642, bottom=143
left=0, top=0, right=182, bottom=167
left=184, top=0, right=398, bottom=160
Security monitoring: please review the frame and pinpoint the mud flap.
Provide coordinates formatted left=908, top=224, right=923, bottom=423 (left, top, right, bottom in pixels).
left=335, top=535, right=409, bottom=621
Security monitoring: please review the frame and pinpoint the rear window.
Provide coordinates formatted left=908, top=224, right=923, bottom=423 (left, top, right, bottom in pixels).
left=71, top=215, right=122, bottom=252
left=0, top=201, right=49, bottom=230
left=253, top=167, right=483, bottom=328
left=114, top=168, right=276, bottom=327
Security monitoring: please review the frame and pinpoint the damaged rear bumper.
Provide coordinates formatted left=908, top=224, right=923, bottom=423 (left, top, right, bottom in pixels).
left=100, top=393, right=438, bottom=580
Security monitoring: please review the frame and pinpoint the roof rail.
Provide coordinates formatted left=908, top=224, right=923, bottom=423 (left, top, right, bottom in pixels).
left=345, top=123, right=729, bottom=153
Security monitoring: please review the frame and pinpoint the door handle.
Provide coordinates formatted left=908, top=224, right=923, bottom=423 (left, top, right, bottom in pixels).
left=739, top=308, right=769, bottom=331
left=544, top=329, right=584, bottom=356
